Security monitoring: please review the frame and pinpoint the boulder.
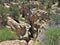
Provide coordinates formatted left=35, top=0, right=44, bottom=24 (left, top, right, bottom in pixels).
left=19, top=21, right=31, bottom=30
left=7, top=16, right=25, bottom=37
left=20, top=40, right=27, bottom=45
left=0, top=40, right=27, bottom=45
left=28, top=39, right=35, bottom=45
left=7, top=16, right=31, bottom=39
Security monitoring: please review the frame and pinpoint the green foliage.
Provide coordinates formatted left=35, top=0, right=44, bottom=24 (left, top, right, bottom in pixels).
left=0, top=0, right=13, bottom=4
left=39, top=0, right=58, bottom=9
left=49, top=9, right=60, bottom=26
left=0, top=5, right=10, bottom=20
left=0, top=3, right=20, bottom=20
left=0, top=28, right=18, bottom=41
left=46, top=28, right=60, bottom=45
left=10, top=4, right=20, bottom=20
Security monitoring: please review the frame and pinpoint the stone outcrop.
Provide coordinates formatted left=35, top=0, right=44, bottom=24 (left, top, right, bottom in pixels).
left=0, top=40, right=27, bottom=45
left=7, top=16, right=31, bottom=39
left=28, top=39, right=35, bottom=45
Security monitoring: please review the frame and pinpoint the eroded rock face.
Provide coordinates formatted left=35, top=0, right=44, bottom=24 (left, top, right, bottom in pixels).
left=0, top=40, right=27, bottom=45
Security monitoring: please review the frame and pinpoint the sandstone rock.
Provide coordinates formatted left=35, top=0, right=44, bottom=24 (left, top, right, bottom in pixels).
left=19, top=21, right=31, bottom=30
left=4, top=3, right=10, bottom=8
left=7, top=16, right=25, bottom=37
left=0, top=40, right=27, bottom=45
left=51, top=3, right=58, bottom=10
left=7, top=16, right=31, bottom=30
left=28, top=39, right=35, bottom=45
left=20, top=40, right=27, bottom=45
left=7, top=16, right=33, bottom=42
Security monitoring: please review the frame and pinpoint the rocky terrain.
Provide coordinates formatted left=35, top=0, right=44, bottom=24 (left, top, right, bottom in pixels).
left=0, top=0, right=60, bottom=45
left=0, top=40, right=27, bottom=45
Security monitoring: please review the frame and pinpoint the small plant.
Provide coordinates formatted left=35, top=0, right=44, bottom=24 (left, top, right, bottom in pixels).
left=46, top=28, right=60, bottom=45
left=0, top=28, right=18, bottom=41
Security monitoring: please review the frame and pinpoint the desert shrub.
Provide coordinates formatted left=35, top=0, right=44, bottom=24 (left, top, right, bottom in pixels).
left=0, top=28, right=18, bottom=41
left=46, top=27, right=60, bottom=45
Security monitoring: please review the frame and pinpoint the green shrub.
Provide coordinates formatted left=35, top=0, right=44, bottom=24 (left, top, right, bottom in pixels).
left=46, top=28, right=60, bottom=45
left=0, top=28, right=18, bottom=41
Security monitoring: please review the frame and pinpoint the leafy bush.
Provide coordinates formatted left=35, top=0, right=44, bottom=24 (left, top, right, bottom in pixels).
left=0, top=28, right=18, bottom=41
left=46, top=28, right=60, bottom=45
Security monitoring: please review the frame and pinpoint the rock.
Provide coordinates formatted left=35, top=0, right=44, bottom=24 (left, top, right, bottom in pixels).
left=20, top=40, right=27, bottom=45
left=19, top=21, right=31, bottom=30
left=51, top=3, right=58, bottom=10
left=7, top=16, right=26, bottom=37
left=7, top=16, right=31, bottom=30
left=7, top=16, right=20, bottom=29
left=0, top=40, right=27, bottom=45
left=28, top=39, right=35, bottom=45
left=34, top=40, right=39, bottom=45
left=7, top=16, right=32, bottom=42
left=4, top=3, right=10, bottom=8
